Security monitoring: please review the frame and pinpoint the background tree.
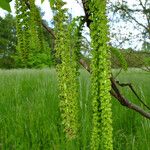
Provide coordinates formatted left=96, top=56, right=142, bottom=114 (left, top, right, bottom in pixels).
left=109, top=0, right=150, bottom=50
left=107, top=0, right=150, bottom=71
left=0, top=14, right=16, bottom=68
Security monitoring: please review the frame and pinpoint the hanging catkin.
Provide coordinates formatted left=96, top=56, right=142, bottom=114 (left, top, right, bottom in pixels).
left=89, top=0, right=113, bottom=149
left=15, top=0, right=30, bottom=67
left=52, top=0, right=81, bottom=140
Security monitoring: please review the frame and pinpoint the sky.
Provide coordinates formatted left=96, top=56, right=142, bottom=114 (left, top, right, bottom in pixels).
left=0, top=0, right=85, bottom=20
left=0, top=0, right=147, bottom=50
left=108, top=0, right=147, bottom=50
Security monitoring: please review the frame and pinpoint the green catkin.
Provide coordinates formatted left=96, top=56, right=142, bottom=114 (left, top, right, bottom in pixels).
left=15, top=0, right=24, bottom=66
left=28, top=0, right=42, bottom=66
left=89, top=0, right=113, bottom=150
left=53, top=0, right=80, bottom=140
left=35, top=8, right=45, bottom=53
left=15, top=0, right=24, bottom=64
left=29, top=0, right=51, bottom=67
left=15, top=0, right=30, bottom=67
left=15, top=0, right=50, bottom=67
left=22, top=1, right=30, bottom=67
left=29, top=0, right=40, bottom=52
left=29, top=0, right=45, bottom=52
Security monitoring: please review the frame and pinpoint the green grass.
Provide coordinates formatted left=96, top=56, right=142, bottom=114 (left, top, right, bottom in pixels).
left=112, top=69, right=150, bottom=150
left=0, top=68, right=149, bottom=149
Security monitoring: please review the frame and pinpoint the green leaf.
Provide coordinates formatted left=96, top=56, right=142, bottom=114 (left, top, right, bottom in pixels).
left=0, top=0, right=11, bottom=12
left=41, top=0, right=45, bottom=3
left=50, top=0, right=55, bottom=8
left=111, top=47, right=128, bottom=70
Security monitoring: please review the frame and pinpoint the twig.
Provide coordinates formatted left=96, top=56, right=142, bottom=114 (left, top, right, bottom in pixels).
left=80, top=57, right=150, bottom=119
left=114, top=68, right=122, bottom=79
left=116, top=81, right=150, bottom=110
left=25, top=1, right=55, bottom=39
left=110, top=77, right=150, bottom=119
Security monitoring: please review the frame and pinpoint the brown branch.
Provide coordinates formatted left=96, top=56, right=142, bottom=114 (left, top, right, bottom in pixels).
left=81, top=0, right=92, bottom=28
left=42, top=22, right=55, bottom=39
left=79, top=58, right=91, bottom=73
left=116, top=81, right=150, bottom=110
left=111, top=77, right=150, bottom=119
left=80, top=58, right=150, bottom=120
left=138, top=0, right=150, bottom=27
left=110, top=87, right=150, bottom=119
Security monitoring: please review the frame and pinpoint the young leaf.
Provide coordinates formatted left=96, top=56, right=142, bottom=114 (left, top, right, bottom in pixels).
left=0, top=0, right=11, bottom=12
left=50, top=0, right=55, bottom=8
left=41, top=0, right=45, bottom=3
left=111, top=47, right=128, bottom=70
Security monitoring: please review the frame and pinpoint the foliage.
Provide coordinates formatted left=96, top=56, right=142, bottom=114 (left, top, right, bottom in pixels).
left=0, top=0, right=45, bottom=12
left=111, top=49, right=150, bottom=69
left=111, top=47, right=128, bottom=70
left=89, top=0, right=113, bottom=149
left=142, top=41, right=150, bottom=51
left=0, top=14, right=16, bottom=68
left=0, top=0, right=11, bottom=11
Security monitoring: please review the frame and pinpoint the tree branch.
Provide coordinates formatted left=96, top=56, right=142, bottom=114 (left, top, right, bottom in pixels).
left=80, top=58, right=150, bottom=119
left=116, top=80, right=150, bottom=110
left=81, top=0, right=92, bottom=28
left=117, top=6, right=149, bottom=31
left=25, top=1, right=55, bottom=39
left=138, top=0, right=150, bottom=26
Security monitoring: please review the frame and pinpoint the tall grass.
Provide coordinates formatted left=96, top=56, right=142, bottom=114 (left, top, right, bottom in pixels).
left=112, top=69, right=150, bottom=150
left=0, top=68, right=149, bottom=149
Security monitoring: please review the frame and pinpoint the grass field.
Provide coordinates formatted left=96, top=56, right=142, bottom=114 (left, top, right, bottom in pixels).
left=0, top=68, right=150, bottom=150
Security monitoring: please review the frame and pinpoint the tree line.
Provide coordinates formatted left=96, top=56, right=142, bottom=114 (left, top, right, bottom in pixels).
left=0, top=13, right=149, bottom=69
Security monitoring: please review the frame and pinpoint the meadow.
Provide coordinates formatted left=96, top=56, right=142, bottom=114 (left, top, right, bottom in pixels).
left=0, top=68, right=150, bottom=150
